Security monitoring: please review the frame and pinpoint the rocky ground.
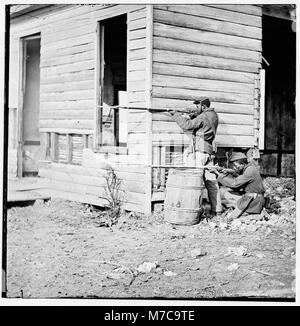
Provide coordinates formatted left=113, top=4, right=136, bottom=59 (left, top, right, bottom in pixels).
left=6, top=177, right=296, bottom=300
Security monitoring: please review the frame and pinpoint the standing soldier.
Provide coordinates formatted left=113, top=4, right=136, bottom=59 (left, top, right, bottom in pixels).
left=168, top=97, right=222, bottom=217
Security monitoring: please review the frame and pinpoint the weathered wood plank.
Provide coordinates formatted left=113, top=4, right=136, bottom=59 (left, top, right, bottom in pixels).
left=128, top=7, right=147, bottom=21
left=128, top=38, right=147, bottom=50
left=128, top=70, right=146, bottom=82
left=128, top=18, right=147, bottom=31
left=42, top=24, right=96, bottom=46
left=40, top=99, right=94, bottom=110
left=128, top=48, right=147, bottom=60
left=128, top=81, right=146, bottom=92
left=128, top=59, right=146, bottom=71
left=50, top=189, right=145, bottom=213
left=128, top=91, right=147, bottom=103
left=152, top=87, right=253, bottom=105
left=50, top=180, right=146, bottom=206
left=41, top=33, right=95, bottom=53
left=41, top=60, right=95, bottom=77
left=153, top=8, right=262, bottom=39
left=81, top=149, right=147, bottom=173
left=40, top=128, right=92, bottom=134
left=39, top=119, right=93, bottom=130
left=51, top=170, right=146, bottom=193
left=154, top=23, right=261, bottom=52
left=206, top=4, right=262, bottom=16
left=151, top=121, right=253, bottom=135
left=40, top=80, right=94, bottom=93
left=40, top=70, right=94, bottom=85
left=153, top=49, right=260, bottom=73
left=41, top=43, right=94, bottom=61
left=40, top=110, right=94, bottom=120
left=153, top=36, right=261, bottom=63
left=154, top=4, right=262, bottom=27
left=40, top=89, right=95, bottom=102
left=151, top=98, right=254, bottom=114
left=40, top=50, right=94, bottom=68
left=151, top=133, right=255, bottom=147
left=152, top=74, right=254, bottom=95
left=151, top=112, right=254, bottom=125
left=153, top=62, right=255, bottom=84
left=129, top=29, right=146, bottom=41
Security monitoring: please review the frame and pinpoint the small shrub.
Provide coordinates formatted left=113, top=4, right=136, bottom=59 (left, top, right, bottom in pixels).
left=102, top=168, right=125, bottom=227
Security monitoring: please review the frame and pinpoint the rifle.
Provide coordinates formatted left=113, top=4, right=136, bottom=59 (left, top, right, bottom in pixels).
left=97, top=105, right=193, bottom=115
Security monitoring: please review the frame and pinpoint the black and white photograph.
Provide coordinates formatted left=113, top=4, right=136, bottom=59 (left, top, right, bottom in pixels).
left=0, top=1, right=297, bottom=305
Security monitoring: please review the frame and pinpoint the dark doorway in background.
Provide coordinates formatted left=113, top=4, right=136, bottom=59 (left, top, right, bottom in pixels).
left=20, top=35, right=41, bottom=176
left=261, top=15, right=295, bottom=176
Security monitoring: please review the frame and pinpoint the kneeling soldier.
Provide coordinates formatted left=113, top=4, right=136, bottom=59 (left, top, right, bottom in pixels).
left=211, top=152, right=265, bottom=221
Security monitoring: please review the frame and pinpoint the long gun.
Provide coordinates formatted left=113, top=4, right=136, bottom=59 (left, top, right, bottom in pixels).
left=97, top=105, right=192, bottom=114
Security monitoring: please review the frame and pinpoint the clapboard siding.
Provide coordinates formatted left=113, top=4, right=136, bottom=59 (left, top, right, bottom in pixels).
left=206, top=4, right=262, bottom=16
left=9, top=4, right=150, bottom=213
left=152, top=5, right=261, bottom=148
left=153, top=49, right=260, bottom=73
left=153, top=37, right=260, bottom=63
left=153, top=8, right=262, bottom=39
left=155, top=5, right=262, bottom=28
left=153, top=23, right=261, bottom=52
left=153, top=62, right=256, bottom=84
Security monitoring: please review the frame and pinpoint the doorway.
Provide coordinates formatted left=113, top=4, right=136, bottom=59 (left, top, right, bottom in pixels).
left=98, top=14, right=127, bottom=147
left=261, top=15, right=296, bottom=176
left=20, top=35, right=41, bottom=176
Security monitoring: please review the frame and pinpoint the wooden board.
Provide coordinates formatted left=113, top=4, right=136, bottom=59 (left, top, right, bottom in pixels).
left=40, top=89, right=95, bottom=102
left=206, top=4, right=262, bottom=16
left=151, top=98, right=254, bottom=113
left=40, top=50, right=94, bottom=68
left=40, top=79, right=94, bottom=93
left=152, top=86, right=253, bottom=105
left=153, top=8, right=262, bottom=39
left=153, top=36, right=260, bottom=63
left=50, top=189, right=145, bottom=213
left=153, top=49, right=260, bottom=73
left=152, top=74, right=254, bottom=94
left=154, top=4, right=262, bottom=27
left=153, top=23, right=261, bottom=52
left=39, top=119, right=93, bottom=130
left=153, top=62, right=256, bottom=84
left=40, top=109, right=94, bottom=120
left=40, top=70, right=94, bottom=85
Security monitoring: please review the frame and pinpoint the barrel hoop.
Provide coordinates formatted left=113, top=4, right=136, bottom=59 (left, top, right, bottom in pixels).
left=166, top=184, right=205, bottom=190
left=164, top=206, right=200, bottom=213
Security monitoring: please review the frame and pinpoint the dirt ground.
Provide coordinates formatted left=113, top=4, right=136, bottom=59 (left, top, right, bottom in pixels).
left=6, top=177, right=296, bottom=300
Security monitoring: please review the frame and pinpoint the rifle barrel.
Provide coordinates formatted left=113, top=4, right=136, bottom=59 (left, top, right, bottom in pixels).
left=97, top=105, right=190, bottom=113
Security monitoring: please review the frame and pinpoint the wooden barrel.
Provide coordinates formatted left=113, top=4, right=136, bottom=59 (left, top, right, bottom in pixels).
left=164, top=168, right=205, bottom=226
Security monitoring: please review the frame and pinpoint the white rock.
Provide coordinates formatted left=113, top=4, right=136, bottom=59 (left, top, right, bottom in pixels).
left=256, top=253, right=265, bottom=259
left=219, top=222, right=228, bottom=230
left=191, top=248, right=207, bottom=258
left=136, top=262, right=158, bottom=273
left=163, top=270, right=177, bottom=277
left=227, top=263, right=239, bottom=271
left=231, top=219, right=242, bottom=228
left=227, top=246, right=248, bottom=257
left=209, top=222, right=217, bottom=229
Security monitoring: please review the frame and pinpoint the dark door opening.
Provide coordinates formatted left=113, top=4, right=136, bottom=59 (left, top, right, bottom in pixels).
left=262, top=15, right=296, bottom=176
left=21, top=35, right=41, bottom=176
left=99, top=14, right=127, bottom=147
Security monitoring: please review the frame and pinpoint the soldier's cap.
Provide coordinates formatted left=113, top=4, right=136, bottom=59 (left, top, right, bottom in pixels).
left=193, top=97, right=210, bottom=106
left=230, top=152, right=247, bottom=162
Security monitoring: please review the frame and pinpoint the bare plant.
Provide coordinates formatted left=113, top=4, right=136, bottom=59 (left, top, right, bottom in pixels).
left=102, top=168, right=125, bottom=227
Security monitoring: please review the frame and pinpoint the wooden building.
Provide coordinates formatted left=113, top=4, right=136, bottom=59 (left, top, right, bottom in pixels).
left=7, top=4, right=296, bottom=213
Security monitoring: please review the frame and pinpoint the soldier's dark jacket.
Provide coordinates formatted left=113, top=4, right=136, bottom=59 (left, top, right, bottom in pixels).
left=218, top=163, right=265, bottom=214
left=172, top=107, right=218, bottom=155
